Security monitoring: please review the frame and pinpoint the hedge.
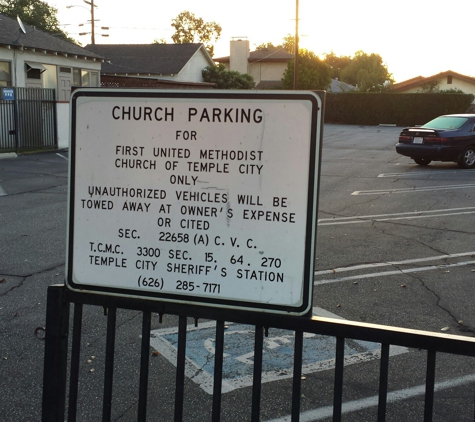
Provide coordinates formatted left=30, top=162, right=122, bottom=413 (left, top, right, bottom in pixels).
left=323, top=93, right=475, bottom=127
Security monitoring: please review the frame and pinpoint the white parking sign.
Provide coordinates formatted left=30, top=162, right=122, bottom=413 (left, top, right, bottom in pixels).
left=66, top=89, right=323, bottom=315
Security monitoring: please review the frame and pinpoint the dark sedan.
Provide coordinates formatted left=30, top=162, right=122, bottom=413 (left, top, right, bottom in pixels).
left=395, top=114, right=475, bottom=168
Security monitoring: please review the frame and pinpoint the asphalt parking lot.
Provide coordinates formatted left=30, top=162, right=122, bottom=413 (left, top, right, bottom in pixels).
left=1, top=124, right=475, bottom=421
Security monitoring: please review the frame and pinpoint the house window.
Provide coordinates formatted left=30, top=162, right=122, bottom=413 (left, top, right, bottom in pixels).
left=0, top=61, right=11, bottom=86
left=81, top=70, right=90, bottom=86
left=25, top=62, right=46, bottom=80
left=447, top=76, right=453, bottom=84
left=73, top=68, right=81, bottom=87
left=65, top=67, right=100, bottom=88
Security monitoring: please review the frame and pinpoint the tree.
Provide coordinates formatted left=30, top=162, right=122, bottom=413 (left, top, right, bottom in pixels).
left=255, top=42, right=278, bottom=50
left=323, top=51, right=352, bottom=80
left=153, top=38, right=167, bottom=44
left=282, top=49, right=331, bottom=90
left=171, top=11, right=221, bottom=57
left=0, top=0, right=70, bottom=40
left=202, top=64, right=255, bottom=89
left=418, top=80, right=440, bottom=93
left=339, top=51, right=394, bottom=92
left=281, top=34, right=295, bottom=54
left=255, top=34, right=294, bottom=54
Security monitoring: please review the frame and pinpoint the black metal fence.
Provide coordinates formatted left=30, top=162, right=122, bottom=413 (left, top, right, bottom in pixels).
left=41, top=284, right=475, bottom=422
left=0, top=87, right=57, bottom=152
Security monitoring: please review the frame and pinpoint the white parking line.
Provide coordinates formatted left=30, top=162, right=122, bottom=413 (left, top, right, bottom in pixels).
left=314, top=260, right=475, bottom=285
left=265, top=373, right=475, bottom=422
left=352, top=183, right=475, bottom=195
left=318, top=207, right=475, bottom=226
left=378, top=170, right=461, bottom=178
left=56, top=153, right=68, bottom=160
left=315, top=251, right=475, bottom=276
left=0, top=185, right=6, bottom=196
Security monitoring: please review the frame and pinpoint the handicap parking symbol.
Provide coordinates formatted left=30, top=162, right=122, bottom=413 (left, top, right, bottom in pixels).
left=150, top=307, right=407, bottom=394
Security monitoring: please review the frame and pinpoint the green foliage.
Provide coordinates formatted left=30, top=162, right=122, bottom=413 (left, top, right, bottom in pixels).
left=418, top=80, right=440, bottom=93
left=0, top=0, right=70, bottom=40
left=323, top=51, right=352, bottom=80
left=153, top=38, right=167, bottom=44
left=438, top=88, right=464, bottom=93
left=338, top=51, right=394, bottom=92
left=281, top=34, right=295, bottom=54
left=255, top=42, right=278, bottom=50
left=171, top=11, right=221, bottom=57
left=325, top=93, right=474, bottom=126
left=256, top=34, right=294, bottom=54
left=202, top=64, right=255, bottom=89
left=282, top=49, right=331, bottom=90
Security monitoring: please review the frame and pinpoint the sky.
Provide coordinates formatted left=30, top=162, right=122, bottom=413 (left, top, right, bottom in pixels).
left=50, top=0, right=474, bottom=83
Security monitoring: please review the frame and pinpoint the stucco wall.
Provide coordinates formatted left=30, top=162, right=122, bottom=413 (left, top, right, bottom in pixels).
left=248, top=62, right=288, bottom=85
left=57, top=102, right=70, bottom=149
left=175, top=49, right=213, bottom=83
left=230, top=40, right=249, bottom=75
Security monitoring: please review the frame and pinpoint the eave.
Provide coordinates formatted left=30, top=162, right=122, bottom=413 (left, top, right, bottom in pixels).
left=0, top=42, right=103, bottom=62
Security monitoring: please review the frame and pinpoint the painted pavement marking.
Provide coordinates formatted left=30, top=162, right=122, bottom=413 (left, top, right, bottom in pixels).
left=352, top=183, right=475, bottom=195
left=318, top=207, right=475, bottom=226
left=0, top=184, right=6, bottom=196
left=56, top=153, right=68, bottom=160
left=314, top=251, right=475, bottom=276
left=315, top=260, right=475, bottom=285
left=149, top=307, right=407, bottom=394
left=378, top=170, right=462, bottom=178
left=265, top=373, right=475, bottom=421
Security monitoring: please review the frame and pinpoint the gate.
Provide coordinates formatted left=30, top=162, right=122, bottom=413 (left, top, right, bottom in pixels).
left=41, top=284, right=475, bottom=422
left=0, top=87, right=57, bottom=152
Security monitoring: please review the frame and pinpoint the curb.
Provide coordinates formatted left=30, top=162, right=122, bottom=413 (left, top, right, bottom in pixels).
left=0, top=152, right=18, bottom=160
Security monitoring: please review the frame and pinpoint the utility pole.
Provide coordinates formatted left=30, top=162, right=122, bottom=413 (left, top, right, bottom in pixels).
left=84, top=0, right=97, bottom=44
left=293, top=0, right=299, bottom=90
left=67, top=0, right=99, bottom=44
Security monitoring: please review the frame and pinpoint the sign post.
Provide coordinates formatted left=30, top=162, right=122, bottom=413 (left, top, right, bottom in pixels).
left=67, top=89, right=324, bottom=315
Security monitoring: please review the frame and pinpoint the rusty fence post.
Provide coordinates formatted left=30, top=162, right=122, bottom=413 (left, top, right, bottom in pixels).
left=41, top=284, right=70, bottom=422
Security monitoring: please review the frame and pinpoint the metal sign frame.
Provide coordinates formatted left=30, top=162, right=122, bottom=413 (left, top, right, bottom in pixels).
left=66, top=89, right=324, bottom=315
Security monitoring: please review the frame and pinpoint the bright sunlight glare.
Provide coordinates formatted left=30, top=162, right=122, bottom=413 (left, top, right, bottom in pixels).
left=50, top=0, right=474, bottom=83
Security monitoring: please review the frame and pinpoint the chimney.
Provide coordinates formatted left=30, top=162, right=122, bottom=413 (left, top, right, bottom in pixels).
left=230, top=38, right=250, bottom=74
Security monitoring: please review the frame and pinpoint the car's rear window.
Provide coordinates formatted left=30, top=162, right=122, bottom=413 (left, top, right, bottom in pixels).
left=422, top=116, right=468, bottom=130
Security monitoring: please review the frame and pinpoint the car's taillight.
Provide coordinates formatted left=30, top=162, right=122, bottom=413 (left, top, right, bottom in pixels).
left=399, top=135, right=412, bottom=141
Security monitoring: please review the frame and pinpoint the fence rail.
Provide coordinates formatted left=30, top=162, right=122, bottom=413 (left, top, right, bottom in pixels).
left=41, top=284, right=475, bottom=421
left=0, top=87, right=57, bottom=151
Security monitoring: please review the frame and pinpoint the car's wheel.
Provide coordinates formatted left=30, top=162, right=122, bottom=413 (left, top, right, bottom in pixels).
left=414, top=158, right=431, bottom=166
left=458, top=146, right=475, bottom=169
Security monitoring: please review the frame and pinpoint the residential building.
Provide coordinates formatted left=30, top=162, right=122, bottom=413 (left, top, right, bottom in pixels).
left=214, top=39, right=293, bottom=89
left=0, top=13, right=104, bottom=149
left=391, top=70, right=475, bottom=98
left=214, top=39, right=356, bottom=91
left=0, top=13, right=103, bottom=99
left=84, top=43, right=215, bottom=86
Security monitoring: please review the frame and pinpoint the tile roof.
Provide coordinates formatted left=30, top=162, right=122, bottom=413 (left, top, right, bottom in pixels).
left=85, top=43, right=213, bottom=75
left=0, top=13, right=103, bottom=59
left=392, top=70, right=475, bottom=91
